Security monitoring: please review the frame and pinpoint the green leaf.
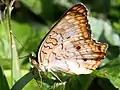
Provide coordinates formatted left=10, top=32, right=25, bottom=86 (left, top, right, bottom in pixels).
left=89, top=17, right=104, bottom=40
left=97, top=78, right=117, bottom=90
left=20, top=0, right=73, bottom=24
left=49, top=82, right=65, bottom=90
left=0, top=66, right=10, bottom=90
left=0, top=19, right=49, bottom=69
left=20, top=0, right=42, bottom=14
left=106, top=46, right=120, bottom=59
left=11, top=28, right=21, bottom=85
left=11, top=71, right=34, bottom=90
left=11, top=20, right=49, bottom=60
left=93, top=57, right=120, bottom=88
left=89, top=17, right=120, bottom=46
left=103, top=22, right=120, bottom=46
left=113, top=22, right=120, bottom=35
left=0, top=19, right=21, bottom=84
left=0, top=20, right=11, bottom=65
left=65, top=75, right=94, bottom=90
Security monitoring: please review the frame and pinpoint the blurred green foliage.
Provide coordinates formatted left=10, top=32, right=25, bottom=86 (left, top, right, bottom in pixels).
left=0, top=0, right=120, bottom=90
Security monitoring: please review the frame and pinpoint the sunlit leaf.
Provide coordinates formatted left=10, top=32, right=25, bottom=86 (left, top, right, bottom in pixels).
left=89, top=17, right=120, bottom=47
left=104, top=22, right=120, bottom=46
left=0, top=20, right=11, bottom=62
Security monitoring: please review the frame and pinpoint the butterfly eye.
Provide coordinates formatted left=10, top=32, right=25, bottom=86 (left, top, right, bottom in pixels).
left=76, top=46, right=81, bottom=50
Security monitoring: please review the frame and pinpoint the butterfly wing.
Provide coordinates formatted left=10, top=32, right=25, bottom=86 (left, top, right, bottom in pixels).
left=37, top=3, right=108, bottom=74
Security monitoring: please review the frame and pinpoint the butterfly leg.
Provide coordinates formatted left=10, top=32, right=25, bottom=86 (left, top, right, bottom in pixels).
left=29, top=56, right=43, bottom=88
left=48, top=69, right=62, bottom=83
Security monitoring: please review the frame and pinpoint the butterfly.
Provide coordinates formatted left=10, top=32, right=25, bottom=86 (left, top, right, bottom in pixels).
left=30, top=3, right=108, bottom=75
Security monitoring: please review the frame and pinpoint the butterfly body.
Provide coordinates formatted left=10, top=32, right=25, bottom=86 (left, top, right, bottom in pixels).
left=31, top=3, right=108, bottom=75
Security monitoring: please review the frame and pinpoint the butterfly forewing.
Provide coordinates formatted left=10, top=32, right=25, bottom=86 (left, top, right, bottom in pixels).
left=37, top=3, right=108, bottom=74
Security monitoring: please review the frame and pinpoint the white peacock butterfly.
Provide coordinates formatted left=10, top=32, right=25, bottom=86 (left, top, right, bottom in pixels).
left=30, top=3, right=108, bottom=75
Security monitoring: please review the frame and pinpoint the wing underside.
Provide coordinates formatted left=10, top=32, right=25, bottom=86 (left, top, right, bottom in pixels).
left=37, top=3, right=107, bottom=74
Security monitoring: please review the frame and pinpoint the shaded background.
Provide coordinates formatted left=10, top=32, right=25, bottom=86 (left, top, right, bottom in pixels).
left=0, top=0, right=120, bottom=90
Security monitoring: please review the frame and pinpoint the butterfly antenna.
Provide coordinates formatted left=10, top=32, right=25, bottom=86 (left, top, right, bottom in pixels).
left=12, top=33, right=30, bottom=58
left=19, top=55, right=30, bottom=59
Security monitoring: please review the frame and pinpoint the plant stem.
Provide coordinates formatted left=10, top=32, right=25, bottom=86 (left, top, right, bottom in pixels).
left=6, top=0, right=21, bottom=85
left=6, top=0, right=14, bottom=85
